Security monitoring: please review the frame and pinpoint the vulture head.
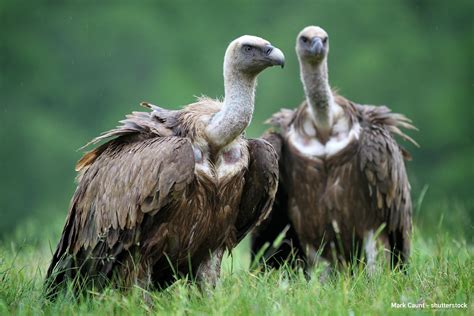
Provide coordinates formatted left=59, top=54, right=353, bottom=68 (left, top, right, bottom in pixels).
left=296, top=26, right=329, bottom=64
left=224, top=35, right=285, bottom=76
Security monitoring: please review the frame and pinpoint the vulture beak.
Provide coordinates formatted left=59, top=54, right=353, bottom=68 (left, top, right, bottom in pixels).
left=309, top=37, right=324, bottom=56
left=265, top=44, right=285, bottom=68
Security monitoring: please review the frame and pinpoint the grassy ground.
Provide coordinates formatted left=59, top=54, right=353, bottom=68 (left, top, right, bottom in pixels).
left=0, top=222, right=472, bottom=316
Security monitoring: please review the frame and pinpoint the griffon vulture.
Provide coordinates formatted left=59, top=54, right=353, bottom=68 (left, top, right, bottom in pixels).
left=45, top=35, right=284, bottom=295
left=251, top=26, right=417, bottom=273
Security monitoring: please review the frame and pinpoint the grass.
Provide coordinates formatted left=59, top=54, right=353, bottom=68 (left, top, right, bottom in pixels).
left=0, top=222, right=472, bottom=316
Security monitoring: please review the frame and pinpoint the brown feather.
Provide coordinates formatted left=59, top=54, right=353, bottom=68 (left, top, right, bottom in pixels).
left=252, top=93, right=416, bottom=270
left=46, top=99, right=278, bottom=296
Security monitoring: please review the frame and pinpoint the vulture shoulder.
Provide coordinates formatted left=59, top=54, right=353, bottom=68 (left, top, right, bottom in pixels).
left=235, top=139, right=279, bottom=244
left=76, top=102, right=185, bottom=172
left=357, top=103, right=417, bottom=264
left=265, top=107, right=297, bottom=135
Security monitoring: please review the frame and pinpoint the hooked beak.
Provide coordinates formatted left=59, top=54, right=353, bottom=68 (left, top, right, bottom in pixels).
left=309, top=37, right=324, bottom=56
left=265, top=44, right=285, bottom=68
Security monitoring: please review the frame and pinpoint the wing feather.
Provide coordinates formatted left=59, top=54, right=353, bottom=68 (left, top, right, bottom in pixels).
left=46, top=136, right=195, bottom=287
left=250, top=132, right=305, bottom=268
left=358, top=106, right=414, bottom=264
left=235, top=139, right=279, bottom=244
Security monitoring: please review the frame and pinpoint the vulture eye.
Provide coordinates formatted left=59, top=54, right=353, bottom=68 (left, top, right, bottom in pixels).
left=243, top=45, right=254, bottom=52
left=322, top=37, right=328, bottom=44
left=300, top=36, right=308, bottom=43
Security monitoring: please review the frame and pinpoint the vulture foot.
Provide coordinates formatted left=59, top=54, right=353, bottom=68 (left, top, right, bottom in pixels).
left=196, top=248, right=225, bottom=292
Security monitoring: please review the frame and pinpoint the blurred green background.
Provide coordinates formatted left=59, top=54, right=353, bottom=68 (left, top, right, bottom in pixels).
left=0, top=0, right=472, bottom=241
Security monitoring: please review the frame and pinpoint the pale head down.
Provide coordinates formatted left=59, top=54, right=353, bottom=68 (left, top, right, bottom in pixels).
left=296, top=26, right=329, bottom=64
left=224, top=35, right=285, bottom=76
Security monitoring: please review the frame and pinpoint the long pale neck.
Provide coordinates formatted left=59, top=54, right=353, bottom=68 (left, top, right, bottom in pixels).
left=300, top=59, right=334, bottom=131
left=206, top=69, right=256, bottom=148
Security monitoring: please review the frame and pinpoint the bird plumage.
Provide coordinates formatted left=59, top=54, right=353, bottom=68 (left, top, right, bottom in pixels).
left=251, top=27, right=416, bottom=273
left=46, top=35, right=284, bottom=296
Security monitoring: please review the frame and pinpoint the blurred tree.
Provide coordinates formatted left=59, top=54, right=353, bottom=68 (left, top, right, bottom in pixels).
left=0, top=0, right=472, bottom=238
